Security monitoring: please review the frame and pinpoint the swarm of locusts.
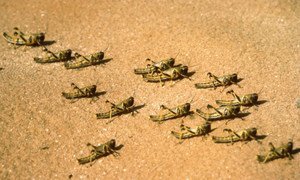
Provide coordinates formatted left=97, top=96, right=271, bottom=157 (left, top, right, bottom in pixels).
left=2, top=27, right=297, bottom=166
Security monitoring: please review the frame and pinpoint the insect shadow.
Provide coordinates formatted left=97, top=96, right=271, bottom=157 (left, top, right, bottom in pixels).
left=292, top=148, right=300, bottom=155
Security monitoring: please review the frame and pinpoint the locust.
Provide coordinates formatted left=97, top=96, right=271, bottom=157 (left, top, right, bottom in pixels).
left=62, top=83, right=99, bottom=101
left=216, top=90, right=258, bottom=106
left=195, top=72, right=240, bottom=89
left=34, top=46, right=72, bottom=63
left=64, top=51, right=111, bottom=69
left=212, top=128, right=259, bottom=143
left=96, top=96, right=136, bottom=119
left=77, top=139, right=120, bottom=165
left=134, top=58, right=175, bottom=75
left=171, top=121, right=211, bottom=140
left=257, top=140, right=294, bottom=163
left=196, top=104, right=241, bottom=121
left=150, top=103, right=191, bottom=123
left=3, top=27, right=45, bottom=46
left=143, top=65, right=190, bottom=85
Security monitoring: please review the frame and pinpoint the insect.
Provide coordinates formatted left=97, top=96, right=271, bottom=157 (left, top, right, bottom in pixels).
left=195, top=72, right=240, bottom=90
left=215, top=90, right=258, bottom=106
left=196, top=104, right=241, bottom=121
left=3, top=27, right=45, bottom=46
left=150, top=103, right=191, bottom=123
left=62, top=83, right=100, bottom=101
left=134, top=58, right=175, bottom=75
left=171, top=121, right=211, bottom=140
left=96, top=96, right=136, bottom=119
left=64, top=51, right=111, bottom=69
left=77, top=139, right=120, bottom=165
left=142, top=65, right=190, bottom=85
left=212, top=128, right=259, bottom=143
left=257, top=140, right=294, bottom=163
left=34, top=46, right=72, bottom=63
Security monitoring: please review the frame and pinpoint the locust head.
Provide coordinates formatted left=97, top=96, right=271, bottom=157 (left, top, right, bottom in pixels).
left=92, top=52, right=104, bottom=60
left=203, top=122, right=211, bottom=132
left=229, top=73, right=238, bottom=83
left=166, top=58, right=175, bottom=67
left=125, top=96, right=134, bottom=107
left=183, top=103, right=191, bottom=112
left=249, top=93, right=258, bottom=103
left=230, top=105, right=241, bottom=114
left=179, top=66, right=188, bottom=75
left=286, top=139, right=293, bottom=153
left=248, top=128, right=257, bottom=136
left=108, top=139, right=116, bottom=148
left=36, top=33, right=45, bottom=45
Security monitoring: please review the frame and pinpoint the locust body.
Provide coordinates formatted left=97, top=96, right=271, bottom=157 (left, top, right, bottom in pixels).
left=171, top=122, right=211, bottom=139
left=34, top=47, right=72, bottom=63
left=96, top=97, right=135, bottom=119
left=64, top=52, right=110, bottom=69
left=134, top=58, right=175, bottom=74
left=77, top=139, right=119, bottom=165
left=143, top=65, right=189, bottom=83
left=195, top=73, right=239, bottom=89
left=212, top=128, right=258, bottom=143
left=3, top=27, right=45, bottom=46
left=257, top=140, right=294, bottom=163
left=62, top=83, right=97, bottom=99
left=216, top=90, right=258, bottom=106
left=196, top=104, right=241, bottom=121
left=150, top=103, right=191, bottom=122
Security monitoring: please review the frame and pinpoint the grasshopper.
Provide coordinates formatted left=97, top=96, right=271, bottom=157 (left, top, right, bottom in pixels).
left=134, top=58, right=175, bottom=75
left=216, top=90, right=258, bottom=106
left=77, top=139, right=120, bottom=165
left=196, top=104, right=241, bottom=121
left=257, top=140, right=294, bottom=163
left=195, top=72, right=240, bottom=90
left=212, top=128, right=259, bottom=143
left=150, top=103, right=191, bottom=123
left=171, top=121, right=211, bottom=140
left=96, top=96, right=136, bottom=119
left=64, top=51, right=111, bottom=69
left=3, top=27, right=45, bottom=46
left=143, top=65, right=190, bottom=85
left=34, top=46, right=72, bottom=63
left=62, top=83, right=100, bottom=101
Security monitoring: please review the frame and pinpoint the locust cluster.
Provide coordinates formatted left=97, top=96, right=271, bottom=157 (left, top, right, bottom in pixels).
left=2, top=27, right=296, bottom=166
left=134, top=58, right=191, bottom=86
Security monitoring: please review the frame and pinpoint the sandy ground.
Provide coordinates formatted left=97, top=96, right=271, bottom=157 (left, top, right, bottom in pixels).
left=0, top=0, right=299, bottom=179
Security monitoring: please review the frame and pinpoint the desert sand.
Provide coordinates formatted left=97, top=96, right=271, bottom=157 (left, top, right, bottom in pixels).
left=0, top=0, right=299, bottom=179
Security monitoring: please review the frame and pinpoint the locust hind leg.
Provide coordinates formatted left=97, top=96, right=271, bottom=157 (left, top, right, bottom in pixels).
left=160, top=105, right=177, bottom=115
left=42, top=46, right=58, bottom=59
left=223, top=129, right=239, bottom=144
left=207, top=72, right=221, bottom=89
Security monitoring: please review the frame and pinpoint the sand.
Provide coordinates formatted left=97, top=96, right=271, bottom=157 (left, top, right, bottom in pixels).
left=0, top=0, right=299, bottom=179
